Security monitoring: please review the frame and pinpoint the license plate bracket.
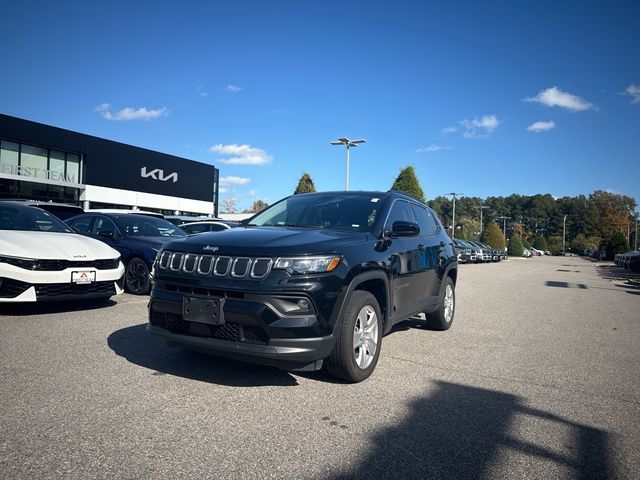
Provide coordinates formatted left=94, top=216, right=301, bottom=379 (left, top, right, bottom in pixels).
left=71, top=271, right=96, bottom=284
left=183, top=296, right=225, bottom=325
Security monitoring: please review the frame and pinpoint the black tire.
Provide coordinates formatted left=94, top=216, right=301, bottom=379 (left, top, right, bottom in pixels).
left=425, top=276, right=455, bottom=331
left=124, top=257, right=150, bottom=295
left=324, top=291, right=382, bottom=383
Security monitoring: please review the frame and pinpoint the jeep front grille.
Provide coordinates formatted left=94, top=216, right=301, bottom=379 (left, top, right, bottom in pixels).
left=157, top=252, right=273, bottom=280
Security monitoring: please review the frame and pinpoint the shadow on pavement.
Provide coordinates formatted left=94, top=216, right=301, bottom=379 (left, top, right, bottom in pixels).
left=0, top=298, right=117, bottom=316
left=107, top=323, right=299, bottom=387
left=331, top=381, right=615, bottom=480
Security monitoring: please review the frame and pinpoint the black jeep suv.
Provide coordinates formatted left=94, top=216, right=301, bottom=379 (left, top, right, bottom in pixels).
left=147, top=191, right=457, bottom=382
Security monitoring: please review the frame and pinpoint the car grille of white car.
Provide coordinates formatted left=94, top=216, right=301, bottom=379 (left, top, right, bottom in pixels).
left=156, top=252, right=273, bottom=280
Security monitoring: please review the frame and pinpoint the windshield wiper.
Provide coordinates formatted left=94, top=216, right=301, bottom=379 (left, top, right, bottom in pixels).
left=284, top=223, right=325, bottom=228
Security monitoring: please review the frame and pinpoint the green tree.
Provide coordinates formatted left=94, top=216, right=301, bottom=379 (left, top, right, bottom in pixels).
left=605, top=232, right=629, bottom=260
left=391, top=166, right=425, bottom=202
left=294, top=173, right=316, bottom=194
left=507, top=235, right=524, bottom=256
left=546, top=235, right=564, bottom=255
left=480, top=220, right=505, bottom=249
left=243, top=199, right=269, bottom=213
left=532, top=235, right=547, bottom=250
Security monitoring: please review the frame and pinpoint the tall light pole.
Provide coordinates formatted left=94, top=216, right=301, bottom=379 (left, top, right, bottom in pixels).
left=479, top=205, right=489, bottom=234
left=635, top=214, right=639, bottom=251
left=445, top=192, right=464, bottom=238
left=562, top=214, right=568, bottom=252
left=330, top=137, right=366, bottom=190
left=497, top=215, right=511, bottom=244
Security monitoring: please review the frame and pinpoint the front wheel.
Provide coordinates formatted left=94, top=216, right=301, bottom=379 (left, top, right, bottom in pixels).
left=324, top=291, right=382, bottom=383
left=124, top=258, right=150, bottom=295
left=425, top=277, right=455, bottom=331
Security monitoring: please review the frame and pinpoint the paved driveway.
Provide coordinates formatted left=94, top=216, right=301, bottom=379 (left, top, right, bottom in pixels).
left=1, top=256, right=638, bottom=479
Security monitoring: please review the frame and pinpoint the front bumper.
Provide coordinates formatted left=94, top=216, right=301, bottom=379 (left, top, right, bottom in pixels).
left=148, top=276, right=343, bottom=370
left=0, top=263, right=124, bottom=302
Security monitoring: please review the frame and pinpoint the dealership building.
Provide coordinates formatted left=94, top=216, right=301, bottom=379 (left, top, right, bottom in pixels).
left=0, top=114, right=219, bottom=216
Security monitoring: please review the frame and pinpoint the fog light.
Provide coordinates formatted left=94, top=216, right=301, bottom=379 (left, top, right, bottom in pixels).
left=297, top=299, right=309, bottom=310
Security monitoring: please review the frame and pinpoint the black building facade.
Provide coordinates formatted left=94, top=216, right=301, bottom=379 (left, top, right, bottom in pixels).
left=0, top=114, right=219, bottom=215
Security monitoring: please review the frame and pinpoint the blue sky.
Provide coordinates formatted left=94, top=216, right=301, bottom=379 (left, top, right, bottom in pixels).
left=1, top=1, right=639, bottom=210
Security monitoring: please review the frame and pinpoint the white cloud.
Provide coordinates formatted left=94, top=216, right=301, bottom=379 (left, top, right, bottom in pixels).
left=460, top=115, right=501, bottom=138
left=197, top=86, right=208, bottom=97
left=416, top=144, right=453, bottom=153
left=625, top=84, right=640, bottom=104
left=209, top=144, right=273, bottom=165
left=94, top=103, right=169, bottom=121
left=441, top=126, right=458, bottom=136
left=226, top=85, right=243, bottom=93
left=524, top=86, right=594, bottom=112
left=219, top=187, right=229, bottom=194
left=527, top=120, right=556, bottom=133
left=219, top=175, right=251, bottom=186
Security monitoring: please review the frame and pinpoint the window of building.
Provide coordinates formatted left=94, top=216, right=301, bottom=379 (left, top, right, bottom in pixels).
left=20, top=144, right=48, bottom=173
left=0, top=141, right=19, bottom=173
left=49, top=150, right=66, bottom=180
left=66, top=153, right=80, bottom=183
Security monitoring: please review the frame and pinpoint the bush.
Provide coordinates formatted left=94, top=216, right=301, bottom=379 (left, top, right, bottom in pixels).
left=532, top=235, right=547, bottom=250
left=391, top=166, right=425, bottom=202
left=507, top=235, right=524, bottom=256
left=605, top=232, right=629, bottom=260
left=547, top=236, right=564, bottom=255
left=480, top=220, right=505, bottom=250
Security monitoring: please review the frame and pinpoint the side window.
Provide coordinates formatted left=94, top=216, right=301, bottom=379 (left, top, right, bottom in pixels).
left=92, top=216, right=117, bottom=235
left=385, top=200, right=414, bottom=231
left=410, top=204, right=436, bottom=236
left=69, top=216, right=93, bottom=233
left=209, top=224, right=228, bottom=232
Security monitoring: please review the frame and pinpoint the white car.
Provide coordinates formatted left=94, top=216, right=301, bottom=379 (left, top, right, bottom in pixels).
left=0, top=202, right=125, bottom=303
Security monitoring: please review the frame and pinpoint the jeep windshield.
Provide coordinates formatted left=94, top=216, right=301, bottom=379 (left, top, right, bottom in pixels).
left=247, top=192, right=385, bottom=233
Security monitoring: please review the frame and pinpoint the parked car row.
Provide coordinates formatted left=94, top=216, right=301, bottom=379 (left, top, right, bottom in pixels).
left=614, top=250, right=640, bottom=272
left=0, top=200, right=248, bottom=301
left=452, top=239, right=507, bottom=263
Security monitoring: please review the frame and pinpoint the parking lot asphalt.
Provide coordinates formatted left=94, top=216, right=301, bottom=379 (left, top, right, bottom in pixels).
left=1, top=255, right=639, bottom=479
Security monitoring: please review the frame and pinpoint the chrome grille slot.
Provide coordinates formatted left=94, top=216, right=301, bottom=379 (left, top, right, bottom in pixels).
left=214, top=256, right=231, bottom=276
left=182, top=254, right=198, bottom=273
left=197, top=255, right=214, bottom=275
left=158, top=251, right=172, bottom=270
left=169, top=253, right=184, bottom=271
left=251, top=258, right=272, bottom=279
left=232, top=258, right=251, bottom=277
left=157, top=252, right=273, bottom=279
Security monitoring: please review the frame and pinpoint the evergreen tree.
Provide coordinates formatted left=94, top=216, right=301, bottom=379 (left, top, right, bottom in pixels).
left=391, top=166, right=425, bottom=202
left=532, top=235, right=547, bottom=250
left=605, top=232, right=629, bottom=260
left=294, top=173, right=316, bottom=194
left=507, top=235, right=524, bottom=256
left=480, top=220, right=505, bottom=249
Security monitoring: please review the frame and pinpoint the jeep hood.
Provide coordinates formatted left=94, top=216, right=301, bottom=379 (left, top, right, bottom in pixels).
left=161, top=227, right=369, bottom=256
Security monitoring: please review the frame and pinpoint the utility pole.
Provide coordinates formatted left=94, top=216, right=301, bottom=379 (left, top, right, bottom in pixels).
left=497, top=215, right=511, bottom=244
left=480, top=205, right=489, bottom=234
left=563, top=214, right=568, bottom=253
left=445, top=192, right=464, bottom=238
left=330, top=137, right=366, bottom=190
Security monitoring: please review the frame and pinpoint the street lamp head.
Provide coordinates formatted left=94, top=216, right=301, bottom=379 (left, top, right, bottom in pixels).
left=330, top=141, right=344, bottom=145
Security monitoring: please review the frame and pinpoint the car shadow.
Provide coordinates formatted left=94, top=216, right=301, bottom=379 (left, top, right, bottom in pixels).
left=329, top=380, right=616, bottom=479
left=107, top=323, right=299, bottom=387
left=0, top=298, right=117, bottom=316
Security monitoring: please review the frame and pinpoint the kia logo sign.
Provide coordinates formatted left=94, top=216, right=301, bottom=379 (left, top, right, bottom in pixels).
left=140, top=167, right=178, bottom=183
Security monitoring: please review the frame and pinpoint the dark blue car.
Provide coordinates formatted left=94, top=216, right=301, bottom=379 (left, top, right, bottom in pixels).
left=65, top=213, right=186, bottom=294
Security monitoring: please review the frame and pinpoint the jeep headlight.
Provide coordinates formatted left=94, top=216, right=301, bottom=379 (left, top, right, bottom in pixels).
left=273, top=255, right=341, bottom=275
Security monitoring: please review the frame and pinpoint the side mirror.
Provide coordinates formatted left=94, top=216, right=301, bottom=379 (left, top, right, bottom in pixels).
left=391, top=221, right=420, bottom=237
left=98, top=230, right=115, bottom=239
